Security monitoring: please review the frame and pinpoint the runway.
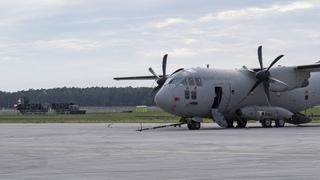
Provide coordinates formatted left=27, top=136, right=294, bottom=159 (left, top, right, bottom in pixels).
left=1, top=123, right=320, bottom=180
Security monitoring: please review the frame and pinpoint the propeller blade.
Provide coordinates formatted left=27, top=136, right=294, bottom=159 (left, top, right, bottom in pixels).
left=243, top=66, right=255, bottom=73
left=263, top=81, right=271, bottom=105
left=258, top=46, right=263, bottom=70
left=171, top=68, right=184, bottom=75
left=247, top=80, right=262, bottom=96
left=162, top=54, right=168, bottom=78
left=149, top=67, right=160, bottom=79
left=266, top=55, right=284, bottom=72
left=234, top=46, right=283, bottom=108
left=150, top=85, right=162, bottom=94
left=269, top=76, right=288, bottom=86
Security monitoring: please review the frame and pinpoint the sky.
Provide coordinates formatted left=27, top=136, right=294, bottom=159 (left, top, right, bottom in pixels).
left=1, top=0, right=320, bottom=92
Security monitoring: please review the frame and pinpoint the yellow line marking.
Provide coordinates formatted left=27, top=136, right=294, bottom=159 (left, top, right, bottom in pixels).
left=0, top=146, right=319, bottom=157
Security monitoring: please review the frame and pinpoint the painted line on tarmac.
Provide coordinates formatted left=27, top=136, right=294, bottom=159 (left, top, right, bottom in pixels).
left=1, top=146, right=320, bottom=157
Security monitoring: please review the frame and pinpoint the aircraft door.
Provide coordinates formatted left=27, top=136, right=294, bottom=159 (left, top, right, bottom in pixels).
left=211, top=83, right=231, bottom=113
left=212, top=87, right=222, bottom=109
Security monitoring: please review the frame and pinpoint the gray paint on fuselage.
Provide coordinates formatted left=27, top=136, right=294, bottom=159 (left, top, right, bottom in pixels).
left=157, top=67, right=320, bottom=121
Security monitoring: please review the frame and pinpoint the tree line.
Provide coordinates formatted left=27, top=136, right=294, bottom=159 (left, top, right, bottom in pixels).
left=0, top=87, right=156, bottom=108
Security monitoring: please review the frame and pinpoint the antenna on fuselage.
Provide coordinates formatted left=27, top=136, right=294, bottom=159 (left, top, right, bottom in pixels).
left=207, top=64, right=210, bottom=68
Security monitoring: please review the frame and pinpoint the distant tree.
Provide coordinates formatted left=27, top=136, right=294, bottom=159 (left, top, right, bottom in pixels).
left=0, top=87, right=156, bottom=108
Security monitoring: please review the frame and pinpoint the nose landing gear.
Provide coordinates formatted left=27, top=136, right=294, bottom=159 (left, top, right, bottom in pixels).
left=187, top=120, right=201, bottom=130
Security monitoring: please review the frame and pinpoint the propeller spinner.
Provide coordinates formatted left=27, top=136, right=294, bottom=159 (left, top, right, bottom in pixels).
left=243, top=46, right=287, bottom=105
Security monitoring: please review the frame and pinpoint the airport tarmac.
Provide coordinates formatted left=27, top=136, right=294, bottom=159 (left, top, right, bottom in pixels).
left=0, top=123, right=320, bottom=180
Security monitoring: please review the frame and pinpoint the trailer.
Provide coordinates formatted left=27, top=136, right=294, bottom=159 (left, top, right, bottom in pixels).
left=17, top=97, right=48, bottom=115
left=51, top=103, right=86, bottom=114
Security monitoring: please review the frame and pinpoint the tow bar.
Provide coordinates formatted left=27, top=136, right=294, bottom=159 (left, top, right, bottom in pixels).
left=137, top=122, right=185, bottom=132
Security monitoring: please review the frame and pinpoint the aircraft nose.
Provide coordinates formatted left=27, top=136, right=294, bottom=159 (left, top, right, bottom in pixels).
left=155, top=87, right=174, bottom=113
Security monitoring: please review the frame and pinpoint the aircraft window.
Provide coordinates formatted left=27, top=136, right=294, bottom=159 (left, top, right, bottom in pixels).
left=185, top=90, right=190, bottom=99
left=305, top=90, right=309, bottom=100
left=191, top=91, right=197, bottom=99
left=195, top=78, right=202, bottom=86
left=178, top=79, right=187, bottom=86
left=164, top=77, right=173, bottom=86
left=165, top=77, right=184, bottom=86
left=188, top=78, right=195, bottom=86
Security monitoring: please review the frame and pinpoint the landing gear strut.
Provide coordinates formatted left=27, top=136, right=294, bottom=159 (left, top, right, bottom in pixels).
left=236, top=119, right=247, bottom=128
left=187, top=121, right=201, bottom=130
left=227, top=120, right=234, bottom=128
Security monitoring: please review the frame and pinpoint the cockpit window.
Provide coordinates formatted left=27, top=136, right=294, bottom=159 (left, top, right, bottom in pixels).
left=164, top=77, right=184, bottom=86
left=178, top=78, right=187, bottom=86
left=164, top=77, right=201, bottom=87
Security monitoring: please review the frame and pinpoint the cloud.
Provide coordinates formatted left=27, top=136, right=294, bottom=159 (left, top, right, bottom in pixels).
left=170, top=48, right=196, bottom=57
left=0, top=57, right=17, bottom=63
left=0, top=0, right=69, bottom=9
left=150, top=17, right=189, bottom=28
left=205, top=1, right=314, bottom=21
left=0, top=0, right=81, bottom=27
left=34, top=38, right=132, bottom=51
left=1, top=0, right=320, bottom=92
left=34, top=39, right=103, bottom=51
left=150, top=1, right=315, bottom=27
left=184, top=39, right=198, bottom=44
left=278, top=1, right=313, bottom=12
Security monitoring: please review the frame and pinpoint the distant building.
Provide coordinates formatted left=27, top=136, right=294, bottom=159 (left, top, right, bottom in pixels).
left=136, top=106, right=147, bottom=113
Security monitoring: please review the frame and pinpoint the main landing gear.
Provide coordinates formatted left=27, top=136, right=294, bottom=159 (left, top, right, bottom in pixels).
left=260, top=118, right=285, bottom=127
left=228, top=118, right=286, bottom=128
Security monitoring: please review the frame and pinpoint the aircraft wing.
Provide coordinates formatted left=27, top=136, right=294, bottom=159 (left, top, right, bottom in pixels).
left=114, top=75, right=164, bottom=81
left=296, top=63, right=320, bottom=72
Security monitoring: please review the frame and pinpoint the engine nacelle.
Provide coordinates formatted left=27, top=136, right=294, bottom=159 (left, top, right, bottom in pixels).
left=285, top=112, right=312, bottom=124
left=236, top=105, right=293, bottom=120
left=268, top=66, right=310, bottom=92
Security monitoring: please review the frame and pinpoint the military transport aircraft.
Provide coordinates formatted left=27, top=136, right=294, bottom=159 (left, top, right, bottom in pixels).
left=114, top=46, right=320, bottom=130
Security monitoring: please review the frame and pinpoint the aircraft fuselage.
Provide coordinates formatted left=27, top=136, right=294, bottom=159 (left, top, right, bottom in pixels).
left=155, top=67, right=320, bottom=122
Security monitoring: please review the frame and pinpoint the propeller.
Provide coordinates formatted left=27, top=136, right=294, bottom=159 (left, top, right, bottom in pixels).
left=243, top=46, right=286, bottom=105
left=149, top=54, right=184, bottom=94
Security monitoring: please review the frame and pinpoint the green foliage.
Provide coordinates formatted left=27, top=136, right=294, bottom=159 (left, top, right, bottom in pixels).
left=304, top=107, right=320, bottom=122
left=0, top=108, right=183, bottom=123
left=0, top=87, right=156, bottom=108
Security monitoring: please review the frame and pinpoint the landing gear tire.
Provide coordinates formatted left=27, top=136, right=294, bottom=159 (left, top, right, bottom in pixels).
left=227, top=120, right=234, bottom=128
left=275, top=119, right=285, bottom=127
left=261, top=118, right=272, bottom=127
left=236, top=119, right=247, bottom=128
left=187, top=121, right=201, bottom=130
